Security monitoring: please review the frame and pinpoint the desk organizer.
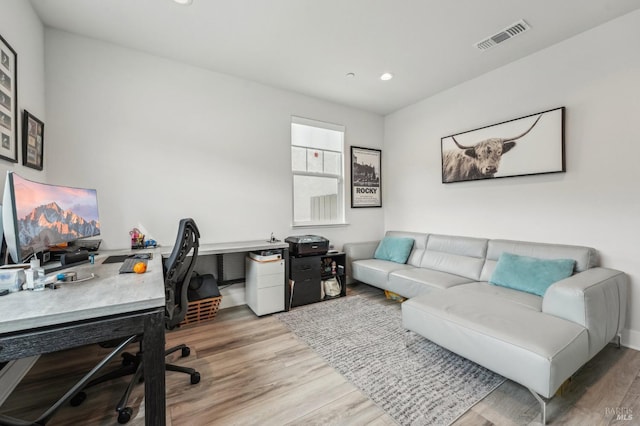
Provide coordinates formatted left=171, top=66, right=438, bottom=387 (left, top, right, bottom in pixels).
left=180, top=296, right=222, bottom=326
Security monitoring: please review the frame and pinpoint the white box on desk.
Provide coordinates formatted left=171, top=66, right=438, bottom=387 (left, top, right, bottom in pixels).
left=0, top=267, right=26, bottom=293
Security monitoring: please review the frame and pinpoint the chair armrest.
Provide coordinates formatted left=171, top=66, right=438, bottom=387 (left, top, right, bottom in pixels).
left=542, top=267, right=628, bottom=355
left=343, top=241, right=380, bottom=284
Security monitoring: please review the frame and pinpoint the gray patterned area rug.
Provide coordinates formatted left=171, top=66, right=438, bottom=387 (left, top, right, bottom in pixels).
left=275, top=295, right=505, bottom=426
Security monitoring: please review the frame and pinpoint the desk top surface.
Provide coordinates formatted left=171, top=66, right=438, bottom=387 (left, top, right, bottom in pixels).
left=162, top=240, right=289, bottom=256
left=0, top=240, right=288, bottom=335
left=0, top=250, right=165, bottom=335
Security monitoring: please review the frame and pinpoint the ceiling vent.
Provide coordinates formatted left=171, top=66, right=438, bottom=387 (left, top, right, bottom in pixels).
left=474, top=19, right=531, bottom=51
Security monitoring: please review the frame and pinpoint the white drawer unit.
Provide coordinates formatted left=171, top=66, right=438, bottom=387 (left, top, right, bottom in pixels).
left=245, top=257, right=285, bottom=316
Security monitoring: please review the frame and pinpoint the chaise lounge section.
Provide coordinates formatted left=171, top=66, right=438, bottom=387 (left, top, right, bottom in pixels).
left=344, top=231, right=628, bottom=424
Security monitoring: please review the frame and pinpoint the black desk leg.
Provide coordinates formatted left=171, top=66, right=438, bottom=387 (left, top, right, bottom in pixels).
left=143, top=309, right=166, bottom=425
left=284, top=247, right=290, bottom=311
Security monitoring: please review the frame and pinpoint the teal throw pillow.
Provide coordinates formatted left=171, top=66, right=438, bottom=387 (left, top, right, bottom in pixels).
left=374, top=237, right=414, bottom=264
left=490, top=252, right=576, bottom=296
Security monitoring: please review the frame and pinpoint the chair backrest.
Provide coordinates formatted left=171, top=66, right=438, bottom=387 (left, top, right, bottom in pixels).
left=164, top=218, right=200, bottom=329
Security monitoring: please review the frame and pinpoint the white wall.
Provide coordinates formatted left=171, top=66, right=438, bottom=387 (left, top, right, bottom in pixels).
left=0, top=0, right=46, bottom=396
left=384, top=10, right=640, bottom=347
left=43, top=29, right=384, bottom=252
left=0, top=0, right=46, bottom=184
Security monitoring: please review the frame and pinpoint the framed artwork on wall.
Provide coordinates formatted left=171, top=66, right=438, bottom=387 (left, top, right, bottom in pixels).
left=351, top=146, right=382, bottom=208
left=441, top=107, right=565, bottom=183
left=0, top=33, right=18, bottom=163
left=22, top=110, right=44, bottom=170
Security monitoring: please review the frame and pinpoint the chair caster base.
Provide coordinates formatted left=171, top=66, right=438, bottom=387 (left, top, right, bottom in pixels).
left=191, top=372, right=201, bottom=384
left=117, top=407, right=133, bottom=424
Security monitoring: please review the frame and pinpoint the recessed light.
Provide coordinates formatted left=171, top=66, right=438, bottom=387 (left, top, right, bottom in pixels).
left=173, top=0, right=193, bottom=5
left=380, top=72, right=393, bottom=81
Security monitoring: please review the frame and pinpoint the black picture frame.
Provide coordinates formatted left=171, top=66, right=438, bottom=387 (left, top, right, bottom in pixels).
left=351, top=146, right=382, bottom=208
left=22, top=110, right=44, bottom=170
left=0, top=33, right=18, bottom=163
left=441, top=107, right=565, bottom=183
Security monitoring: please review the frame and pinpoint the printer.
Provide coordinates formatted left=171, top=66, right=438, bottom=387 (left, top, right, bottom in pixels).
left=285, top=235, right=329, bottom=257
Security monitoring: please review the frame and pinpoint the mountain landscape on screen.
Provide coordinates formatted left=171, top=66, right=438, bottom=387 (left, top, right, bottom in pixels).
left=19, top=202, right=101, bottom=251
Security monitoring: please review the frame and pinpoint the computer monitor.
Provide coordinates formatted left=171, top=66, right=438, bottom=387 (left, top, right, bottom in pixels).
left=2, top=171, right=101, bottom=264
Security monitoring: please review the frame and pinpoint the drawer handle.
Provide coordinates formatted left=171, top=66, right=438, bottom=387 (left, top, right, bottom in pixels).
left=300, top=266, right=312, bottom=271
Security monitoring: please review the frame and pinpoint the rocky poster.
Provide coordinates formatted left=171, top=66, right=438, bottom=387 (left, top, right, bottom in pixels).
left=351, top=146, right=381, bottom=208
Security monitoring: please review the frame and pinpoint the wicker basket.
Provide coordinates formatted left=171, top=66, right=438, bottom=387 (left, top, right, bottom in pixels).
left=180, top=296, right=222, bottom=326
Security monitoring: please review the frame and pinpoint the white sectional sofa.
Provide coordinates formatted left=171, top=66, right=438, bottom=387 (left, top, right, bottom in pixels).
left=344, top=231, right=628, bottom=424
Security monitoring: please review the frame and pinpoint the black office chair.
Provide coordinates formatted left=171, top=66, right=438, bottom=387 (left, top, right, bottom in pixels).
left=71, top=218, right=217, bottom=424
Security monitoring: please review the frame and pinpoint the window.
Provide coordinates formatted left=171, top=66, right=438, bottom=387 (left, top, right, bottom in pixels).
left=291, top=116, right=345, bottom=226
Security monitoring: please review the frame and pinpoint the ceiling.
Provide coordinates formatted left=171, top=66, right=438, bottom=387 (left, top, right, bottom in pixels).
left=29, top=0, right=640, bottom=116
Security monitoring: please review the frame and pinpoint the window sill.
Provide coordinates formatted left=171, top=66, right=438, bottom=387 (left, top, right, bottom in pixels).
left=291, top=222, right=350, bottom=229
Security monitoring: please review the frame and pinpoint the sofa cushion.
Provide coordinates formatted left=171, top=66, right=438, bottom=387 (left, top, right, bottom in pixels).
left=402, top=286, right=589, bottom=398
left=387, top=268, right=474, bottom=298
left=374, top=237, right=414, bottom=264
left=454, top=282, right=543, bottom=311
left=420, top=234, right=488, bottom=280
left=385, top=231, right=429, bottom=267
left=480, top=239, right=598, bottom=282
left=351, top=259, right=414, bottom=289
left=490, top=253, right=576, bottom=297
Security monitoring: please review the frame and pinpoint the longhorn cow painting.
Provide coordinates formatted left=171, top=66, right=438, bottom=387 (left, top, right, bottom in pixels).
left=441, top=107, right=565, bottom=183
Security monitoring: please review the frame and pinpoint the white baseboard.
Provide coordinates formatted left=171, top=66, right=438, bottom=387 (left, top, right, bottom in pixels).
left=0, top=356, right=39, bottom=405
left=621, top=328, right=640, bottom=351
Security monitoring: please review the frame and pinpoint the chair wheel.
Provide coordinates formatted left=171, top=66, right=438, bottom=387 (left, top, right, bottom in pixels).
left=70, top=391, right=86, bottom=406
left=181, top=347, right=190, bottom=357
left=117, top=407, right=133, bottom=424
left=190, top=372, right=200, bottom=384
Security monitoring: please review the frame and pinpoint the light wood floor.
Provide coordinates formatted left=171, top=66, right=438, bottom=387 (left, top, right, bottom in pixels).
left=1, top=283, right=638, bottom=425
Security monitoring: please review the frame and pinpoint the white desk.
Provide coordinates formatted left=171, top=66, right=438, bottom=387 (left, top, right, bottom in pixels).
left=0, top=250, right=166, bottom=425
left=163, top=240, right=291, bottom=311
left=190, top=240, right=288, bottom=256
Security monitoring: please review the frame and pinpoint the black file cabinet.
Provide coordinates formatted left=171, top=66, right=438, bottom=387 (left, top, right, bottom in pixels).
left=288, top=252, right=346, bottom=309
